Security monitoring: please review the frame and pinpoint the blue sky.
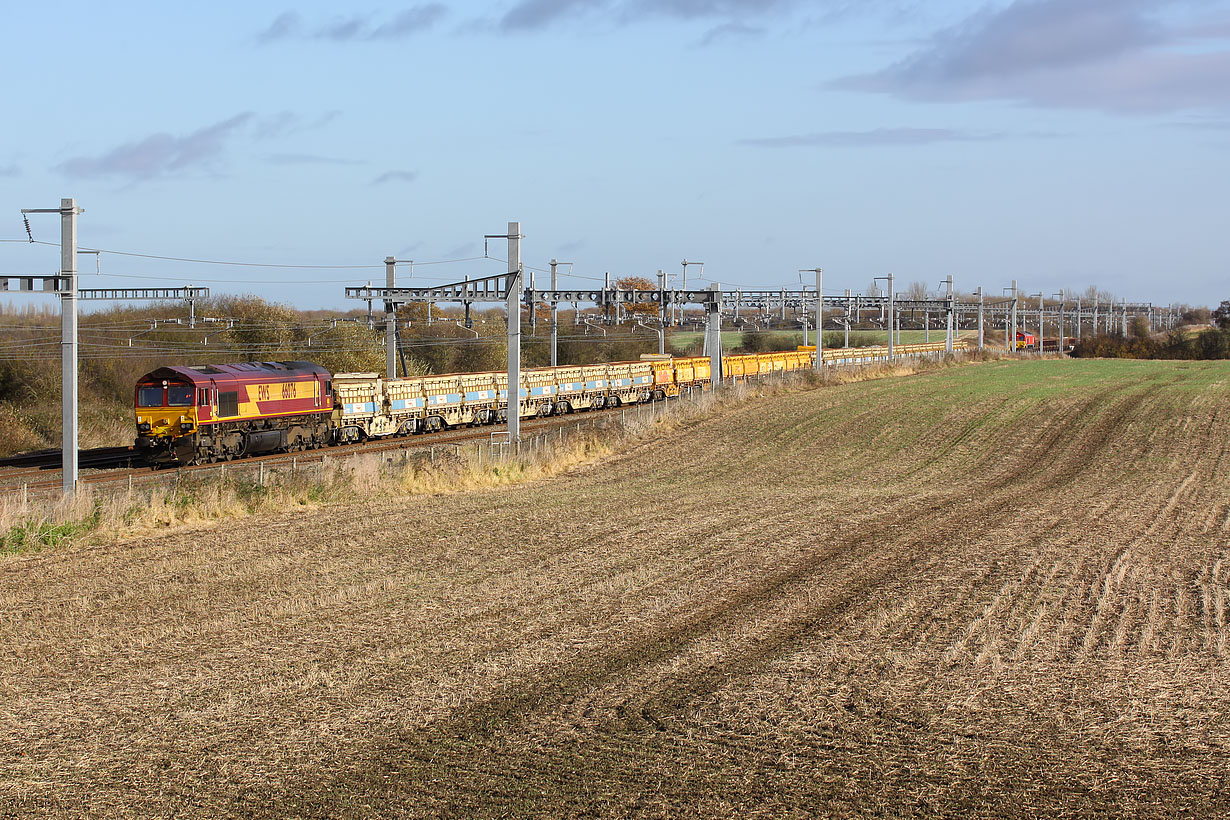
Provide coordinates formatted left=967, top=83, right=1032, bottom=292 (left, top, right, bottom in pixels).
left=2, top=0, right=1228, bottom=309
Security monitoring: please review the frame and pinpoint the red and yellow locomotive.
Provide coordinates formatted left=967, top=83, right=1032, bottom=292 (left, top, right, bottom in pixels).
left=134, top=361, right=332, bottom=465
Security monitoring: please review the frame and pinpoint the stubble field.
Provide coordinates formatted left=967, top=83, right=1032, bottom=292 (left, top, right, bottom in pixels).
left=2, top=358, right=1229, bottom=818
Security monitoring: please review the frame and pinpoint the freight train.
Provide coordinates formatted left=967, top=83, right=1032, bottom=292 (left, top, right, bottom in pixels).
left=134, top=342, right=962, bottom=466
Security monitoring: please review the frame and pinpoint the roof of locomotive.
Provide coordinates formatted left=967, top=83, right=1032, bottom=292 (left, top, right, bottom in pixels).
left=137, top=361, right=329, bottom=384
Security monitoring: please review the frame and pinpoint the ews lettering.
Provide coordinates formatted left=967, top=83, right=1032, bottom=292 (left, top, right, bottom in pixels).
left=256, top=383, right=296, bottom=402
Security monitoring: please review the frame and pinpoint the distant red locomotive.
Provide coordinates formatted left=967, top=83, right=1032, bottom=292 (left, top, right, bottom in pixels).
left=134, top=361, right=332, bottom=465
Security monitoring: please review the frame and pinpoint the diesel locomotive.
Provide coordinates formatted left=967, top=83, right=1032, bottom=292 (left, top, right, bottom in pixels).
left=134, top=361, right=333, bottom=465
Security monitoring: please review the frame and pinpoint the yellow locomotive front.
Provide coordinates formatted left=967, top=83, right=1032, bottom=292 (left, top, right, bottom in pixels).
left=135, top=377, right=200, bottom=463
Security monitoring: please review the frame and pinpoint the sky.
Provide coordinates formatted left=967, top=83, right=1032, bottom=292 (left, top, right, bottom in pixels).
left=1, top=0, right=1228, bottom=311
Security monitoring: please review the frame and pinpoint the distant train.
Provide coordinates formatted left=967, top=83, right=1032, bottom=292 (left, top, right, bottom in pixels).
left=134, top=343, right=963, bottom=466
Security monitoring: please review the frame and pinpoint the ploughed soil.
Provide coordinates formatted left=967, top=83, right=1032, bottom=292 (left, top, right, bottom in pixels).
left=3, top=359, right=1229, bottom=819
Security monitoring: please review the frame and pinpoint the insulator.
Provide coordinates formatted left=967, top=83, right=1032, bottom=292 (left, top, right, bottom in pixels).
left=23, top=214, right=33, bottom=242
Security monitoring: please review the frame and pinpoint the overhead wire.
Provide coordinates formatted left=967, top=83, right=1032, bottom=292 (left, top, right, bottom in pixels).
left=5, top=237, right=833, bottom=292
left=0, top=318, right=674, bottom=361
left=1, top=238, right=510, bottom=279
left=486, top=256, right=608, bottom=284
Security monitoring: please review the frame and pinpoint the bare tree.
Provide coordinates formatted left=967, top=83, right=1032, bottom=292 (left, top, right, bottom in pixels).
left=1213, top=300, right=1230, bottom=329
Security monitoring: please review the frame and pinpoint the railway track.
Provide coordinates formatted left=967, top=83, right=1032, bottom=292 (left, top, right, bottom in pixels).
left=0, top=393, right=684, bottom=499
left=0, top=445, right=137, bottom=473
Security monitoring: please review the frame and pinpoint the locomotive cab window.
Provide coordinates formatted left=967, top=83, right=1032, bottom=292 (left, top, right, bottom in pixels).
left=167, top=385, right=193, bottom=406
left=137, top=386, right=164, bottom=407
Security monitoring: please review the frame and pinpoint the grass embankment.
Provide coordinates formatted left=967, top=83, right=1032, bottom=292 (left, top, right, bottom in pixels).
left=3, top=357, right=1230, bottom=818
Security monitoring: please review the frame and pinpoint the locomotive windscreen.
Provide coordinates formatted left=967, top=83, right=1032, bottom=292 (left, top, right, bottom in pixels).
left=137, top=383, right=194, bottom=407
left=168, top=385, right=193, bottom=406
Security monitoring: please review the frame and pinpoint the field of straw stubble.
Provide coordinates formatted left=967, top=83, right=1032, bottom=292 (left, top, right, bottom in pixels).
left=2, top=358, right=1229, bottom=819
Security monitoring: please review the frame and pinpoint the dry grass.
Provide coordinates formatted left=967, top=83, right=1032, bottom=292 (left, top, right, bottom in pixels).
left=2, top=357, right=1227, bottom=819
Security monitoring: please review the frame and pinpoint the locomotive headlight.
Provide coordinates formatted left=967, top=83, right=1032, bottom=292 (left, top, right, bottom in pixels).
left=138, top=422, right=151, bottom=433
left=180, top=422, right=193, bottom=432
